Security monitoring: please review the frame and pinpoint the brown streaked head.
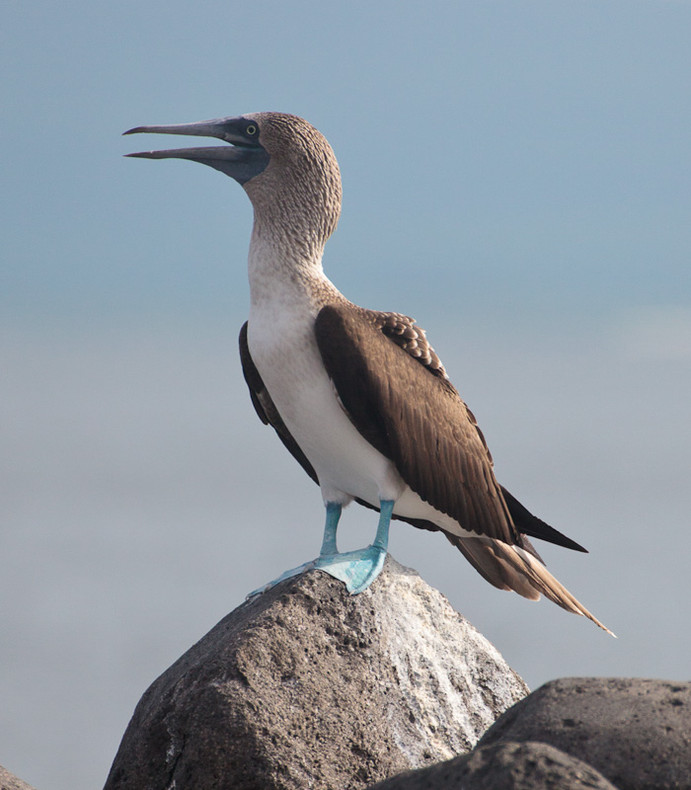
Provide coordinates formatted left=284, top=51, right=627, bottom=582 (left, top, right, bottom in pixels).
left=124, top=112, right=342, bottom=244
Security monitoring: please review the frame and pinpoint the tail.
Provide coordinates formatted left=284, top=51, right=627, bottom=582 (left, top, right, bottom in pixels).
left=449, top=534, right=615, bottom=636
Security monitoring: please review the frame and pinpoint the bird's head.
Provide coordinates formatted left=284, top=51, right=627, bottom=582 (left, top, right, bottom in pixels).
left=124, top=112, right=342, bottom=250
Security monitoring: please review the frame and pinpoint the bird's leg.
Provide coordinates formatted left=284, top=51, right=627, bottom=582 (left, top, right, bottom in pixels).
left=319, top=501, right=342, bottom=555
left=315, top=499, right=393, bottom=594
left=372, top=499, right=392, bottom=552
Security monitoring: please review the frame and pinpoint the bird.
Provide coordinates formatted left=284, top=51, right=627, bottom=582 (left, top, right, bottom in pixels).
left=124, top=112, right=611, bottom=633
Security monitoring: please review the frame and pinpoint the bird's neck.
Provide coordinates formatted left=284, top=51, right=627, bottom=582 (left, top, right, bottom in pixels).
left=247, top=218, right=341, bottom=315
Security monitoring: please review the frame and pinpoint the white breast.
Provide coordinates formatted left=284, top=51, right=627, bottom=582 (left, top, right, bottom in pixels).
left=247, top=299, right=407, bottom=507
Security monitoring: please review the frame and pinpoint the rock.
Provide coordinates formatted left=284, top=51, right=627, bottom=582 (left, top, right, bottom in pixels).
left=367, top=740, right=618, bottom=789
left=104, top=556, right=528, bottom=790
left=0, top=765, right=37, bottom=790
left=478, top=677, right=691, bottom=790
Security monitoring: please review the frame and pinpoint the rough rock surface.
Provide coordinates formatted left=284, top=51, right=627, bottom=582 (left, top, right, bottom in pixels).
left=0, top=765, right=37, bottom=790
left=367, top=740, right=618, bottom=789
left=479, top=676, right=691, bottom=790
left=104, top=556, right=528, bottom=790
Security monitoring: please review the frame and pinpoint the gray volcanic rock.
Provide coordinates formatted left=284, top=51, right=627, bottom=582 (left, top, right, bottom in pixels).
left=0, top=765, right=37, bottom=790
left=479, top=677, right=691, bottom=790
left=367, top=740, right=618, bottom=789
left=104, top=556, right=528, bottom=790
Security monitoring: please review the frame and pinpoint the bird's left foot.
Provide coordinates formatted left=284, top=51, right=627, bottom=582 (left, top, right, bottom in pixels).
left=315, top=545, right=387, bottom=594
left=244, top=546, right=387, bottom=600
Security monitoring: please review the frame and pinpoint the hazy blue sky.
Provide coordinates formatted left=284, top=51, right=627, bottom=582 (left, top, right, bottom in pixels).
left=2, top=2, right=690, bottom=789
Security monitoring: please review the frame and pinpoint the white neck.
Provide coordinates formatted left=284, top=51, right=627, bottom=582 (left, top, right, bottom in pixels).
left=247, top=223, right=342, bottom=317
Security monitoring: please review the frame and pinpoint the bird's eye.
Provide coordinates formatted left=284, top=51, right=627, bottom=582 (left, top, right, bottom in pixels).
left=246, top=124, right=258, bottom=136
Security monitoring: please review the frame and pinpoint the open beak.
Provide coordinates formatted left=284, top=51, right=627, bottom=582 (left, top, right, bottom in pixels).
left=123, top=116, right=269, bottom=184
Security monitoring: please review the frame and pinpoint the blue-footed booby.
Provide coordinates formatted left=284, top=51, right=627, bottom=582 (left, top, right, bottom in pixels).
left=124, top=112, right=611, bottom=633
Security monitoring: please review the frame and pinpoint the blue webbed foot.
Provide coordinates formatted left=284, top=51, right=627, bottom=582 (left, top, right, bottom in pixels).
left=314, top=544, right=387, bottom=594
left=245, top=559, right=318, bottom=600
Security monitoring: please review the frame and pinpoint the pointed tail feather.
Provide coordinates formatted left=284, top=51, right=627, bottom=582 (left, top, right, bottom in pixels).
left=449, top=534, right=614, bottom=636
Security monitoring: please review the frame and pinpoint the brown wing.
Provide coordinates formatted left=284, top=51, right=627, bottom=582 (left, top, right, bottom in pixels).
left=239, top=322, right=318, bottom=485
left=314, top=304, right=521, bottom=546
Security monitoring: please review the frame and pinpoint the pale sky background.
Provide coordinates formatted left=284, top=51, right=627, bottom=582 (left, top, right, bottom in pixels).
left=2, top=2, right=690, bottom=789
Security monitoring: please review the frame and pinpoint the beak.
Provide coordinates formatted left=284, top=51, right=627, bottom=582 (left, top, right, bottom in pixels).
left=123, top=116, right=269, bottom=184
